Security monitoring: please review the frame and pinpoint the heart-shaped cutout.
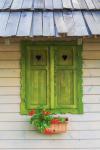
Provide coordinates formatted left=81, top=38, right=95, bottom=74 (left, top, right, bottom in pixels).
left=36, top=55, right=41, bottom=61
left=62, top=55, right=67, bottom=60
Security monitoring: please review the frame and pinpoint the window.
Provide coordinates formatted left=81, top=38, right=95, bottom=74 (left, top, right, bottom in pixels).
left=20, top=42, right=83, bottom=114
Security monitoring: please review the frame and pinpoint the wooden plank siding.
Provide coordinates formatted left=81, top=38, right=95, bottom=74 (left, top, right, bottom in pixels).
left=0, top=40, right=100, bottom=149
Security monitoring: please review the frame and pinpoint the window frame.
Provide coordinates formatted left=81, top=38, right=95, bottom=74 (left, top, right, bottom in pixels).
left=20, top=40, right=83, bottom=115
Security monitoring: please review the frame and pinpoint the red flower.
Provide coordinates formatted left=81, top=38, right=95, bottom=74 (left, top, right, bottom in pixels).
left=28, top=109, right=35, bottom=116
left=42, top=111, right=51, bottom=115
left=51, top=118, right=61, bottom=124
left=44, top=128, right=53, bottom=135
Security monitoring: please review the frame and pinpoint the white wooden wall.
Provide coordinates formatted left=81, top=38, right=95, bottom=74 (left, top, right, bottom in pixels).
left=0, top=39, right=100, bottom=150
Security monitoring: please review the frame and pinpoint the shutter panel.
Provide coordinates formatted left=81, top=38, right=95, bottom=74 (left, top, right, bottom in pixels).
left=26, top=46, right=50, bottom=109
left=55, top=70, right=74, bottom=106
left=54, top=46, right=78, bottom=110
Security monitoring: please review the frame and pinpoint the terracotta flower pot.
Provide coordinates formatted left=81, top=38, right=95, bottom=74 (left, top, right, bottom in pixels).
left=48, top=118, right=68, bottom=134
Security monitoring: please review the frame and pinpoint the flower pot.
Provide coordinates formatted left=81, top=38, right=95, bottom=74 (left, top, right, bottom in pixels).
left=48, top=118, right=68, bottom=134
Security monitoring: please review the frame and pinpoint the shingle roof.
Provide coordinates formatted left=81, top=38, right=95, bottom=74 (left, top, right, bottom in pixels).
left=0, top=0, right=100, bottom=37
left=0, top=0, right=100, bottom=10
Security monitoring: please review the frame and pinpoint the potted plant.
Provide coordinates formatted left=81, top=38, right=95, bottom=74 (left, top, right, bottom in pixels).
left=29, top=107, right=68, bottom=135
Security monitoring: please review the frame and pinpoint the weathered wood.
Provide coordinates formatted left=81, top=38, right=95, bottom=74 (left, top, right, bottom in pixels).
left=0, top=104, right=19, bottom=112
left=43, top=12, right=55, bottom=36
left=32, top=12, right=42, bottom=36
left=85, top=104, right=100, bottom=112
left=83, top=11, right=100, bottom=35
left=0, top=112, right=100, bottom=122
left=44, top=0, right=53, bottom=9
left=53, top=0, right=63, bottom=9
left=54, top=12, right=67, bottom=34
left=0, top=130, right=100, bottom=139
left=68, top=11, right=88, bottom=36
left=84, top=86, right=100, bottom=94
left=62, top=0, right=73, bottom=9
left=0, top=148, right=99, bottom=150
left=0, top=139, right=100, bottom=148
left=0, top=44, right=20, bottom=51
left=92, top=11, right=100, bottom=34
left=17, top=12, right=32, bottom=36
left=3, top=0, right=13, bottom=9
left=0, top=12, right=10, bottom=36
left=84, top=0, right=95, bottom=9
left=11, top=0, right=23, bottom=9
left=83, top=95, right=100, bottom=104
left=0, top=129, right=100, bottom=141
left=70, top=121, right=100, bottom=130
left=72, top=0, right=80, bottom=9
left=0, top=52, right=20, bottom=60
left=63, top=11, right=75, bottom=35
left=0, top=95, right=20, bottom=103
left=0, top=118, right=100, bottom=131
left=0, top=120, right=100, bottom=130
left=83, top=78, right=100, bottom=86
left=4, top=12, right=21, bottom=36
left=77, top=0, right=88, bottom=9
left=92, top=0, right=100, bottom=9
left=22, top=0, right=33, bottom=9
left=0, top=0, right=6, bottom=9
left=0, top=61, right=20, bottom=69
left=0, top=10, right=99, bottom=37
left=34, top=0, right=44, bottom=9
left=83, top=60, right=100, bottom=69
left=0, top=69, right=20, bottom=77
left=93, top=12, right=100, bottom=34
left=0, top=113, right=26, bottom=121
left=0, top=87, right=20, bottom=95
left=0, top=0, right=99, bottom=11
left=83, top=69, right=100, bottom=77
left=84, top=38, right=100, bottom=43
left=83, top=51, right=100, bottom=59
left=83, top=43, right=100, bottom=50
left=0, top=78, right=20, bottom=86
left=0, top=112, right=100, bottom=121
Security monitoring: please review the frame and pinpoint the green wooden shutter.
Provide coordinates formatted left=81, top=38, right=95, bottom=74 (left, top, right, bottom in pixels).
left=20, top=43, right=83, bottom=114
left=26, top=46, right=50, bottom=110
left=53, top=46, right=83, bottom=113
